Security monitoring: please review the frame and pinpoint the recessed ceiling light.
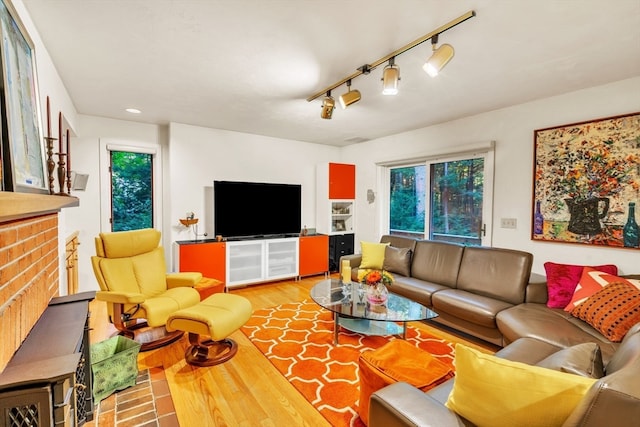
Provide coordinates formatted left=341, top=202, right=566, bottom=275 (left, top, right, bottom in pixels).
left=125, top=108, right=141, bottom=114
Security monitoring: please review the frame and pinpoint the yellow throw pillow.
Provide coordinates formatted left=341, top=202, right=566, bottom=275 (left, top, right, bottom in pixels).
left=359, top=241, right=390, bottom=270
left=445, top=344, right=596, bottom=427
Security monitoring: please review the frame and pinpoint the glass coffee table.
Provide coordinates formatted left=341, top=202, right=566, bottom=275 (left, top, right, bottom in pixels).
left=310, top=278, right=437, bottom=345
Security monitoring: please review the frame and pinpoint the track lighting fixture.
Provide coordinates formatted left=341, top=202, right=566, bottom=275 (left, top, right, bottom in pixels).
left=423, top=35, right=455, bottom=77
left=320, top=91, right=335, bottom=119
left=382, top=58, right=400, bottom=95
left=339, top=80, right=361, bottom=109
left=306, top=10, right=476, bottom=117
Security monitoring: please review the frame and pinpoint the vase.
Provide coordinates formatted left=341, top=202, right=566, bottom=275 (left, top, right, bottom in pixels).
left=366, top=282, right=389, bottom=305
left=623, top=202, right=639, bottom=248
left=533, top=200, right=544, bottom=235
left=565, top=197, right=609, bottom=235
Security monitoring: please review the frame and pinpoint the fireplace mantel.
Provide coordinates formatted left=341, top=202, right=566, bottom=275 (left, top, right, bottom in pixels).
left=0, top=191, right=79, bottom=222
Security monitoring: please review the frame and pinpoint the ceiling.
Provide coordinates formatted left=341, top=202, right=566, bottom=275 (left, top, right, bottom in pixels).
left=22, top=1, right=640, bottom=147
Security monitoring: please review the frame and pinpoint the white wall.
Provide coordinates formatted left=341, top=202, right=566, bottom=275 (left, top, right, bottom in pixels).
left=166, top=123, right=338, bottom=268
left=341, top=76, right=640, bottom=275
left=67, top=116, right=162, bottom=292
left=9, top=0, right=79, bottom=295
left=12, top=0, right=639, bottom=289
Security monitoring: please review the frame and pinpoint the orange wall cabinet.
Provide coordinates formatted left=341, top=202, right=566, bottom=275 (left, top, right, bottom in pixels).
left=176, top=240, right=226, bottom=283
left=317, top=162, right=356, bottom=236
left=299, top=234, right=329, bottom=278
left=328, top=162, right=355, bottom=199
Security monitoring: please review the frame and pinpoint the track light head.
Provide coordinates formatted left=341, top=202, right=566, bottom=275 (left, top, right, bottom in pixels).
left=382, top=58, right=400, bottom=95
left=320, top=92, right=335, bottom=119
left=339, top=80, right=361, bottom=109
left=423, top=42, right=455, bottom=77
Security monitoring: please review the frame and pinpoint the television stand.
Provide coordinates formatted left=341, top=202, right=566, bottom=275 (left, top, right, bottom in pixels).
left=226, top=236, right=299, bottom=288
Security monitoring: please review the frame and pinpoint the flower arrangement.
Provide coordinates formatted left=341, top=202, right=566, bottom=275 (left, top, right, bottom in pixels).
left=359, top=269, right=394, bottom=286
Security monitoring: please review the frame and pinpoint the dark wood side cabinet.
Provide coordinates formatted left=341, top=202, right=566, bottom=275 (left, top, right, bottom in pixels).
left=328, top=233, right=354, bottom=272
left=0, top=291, right=96, bottom=427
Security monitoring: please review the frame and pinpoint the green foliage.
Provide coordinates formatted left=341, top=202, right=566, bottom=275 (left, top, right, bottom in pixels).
left=390, top=159, right=484, bottom=238
left=111, top=151, right=153, bottom=231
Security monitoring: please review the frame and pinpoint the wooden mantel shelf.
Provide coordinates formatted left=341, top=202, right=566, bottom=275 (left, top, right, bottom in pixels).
left=0, top=191, right=79, bottom=222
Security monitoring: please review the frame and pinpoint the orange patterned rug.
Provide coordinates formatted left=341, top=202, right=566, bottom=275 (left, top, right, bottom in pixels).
left=241, top=300, right=455, bottom=426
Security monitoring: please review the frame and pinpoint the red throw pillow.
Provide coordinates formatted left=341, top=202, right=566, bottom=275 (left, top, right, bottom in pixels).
left=564, top=267, right=640, bottom=312
left=570, top=281, right=640, bottom=342
left=544, top=262, right=618, bottom=309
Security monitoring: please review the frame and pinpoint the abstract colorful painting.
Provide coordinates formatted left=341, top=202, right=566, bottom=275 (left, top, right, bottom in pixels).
left=532, top=112, right=640, bottom=248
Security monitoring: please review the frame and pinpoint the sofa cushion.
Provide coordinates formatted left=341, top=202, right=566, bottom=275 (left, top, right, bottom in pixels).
left=410, top=240, right=464, bottom=287
left=445, top=344, right=596, bottom=427
left=359, top=241, right=389, bottom=269
left=570, top=281, right=640, bottom=343
left=496, top=303, right=620, bottom=363
left=432, top=289, right=513, bottom=329
left=536, top=342, right=604, bottom=378
left=382, top=246, right=412, bottom=277
left=565, top=267, right=640, bottom=312
left=544, top=262, right=618, bottom=309
left=456, top=246, right=532, bottom=305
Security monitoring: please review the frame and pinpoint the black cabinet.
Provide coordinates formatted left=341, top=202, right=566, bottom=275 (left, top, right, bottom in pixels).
left=329, top=234, right=354, bottom=272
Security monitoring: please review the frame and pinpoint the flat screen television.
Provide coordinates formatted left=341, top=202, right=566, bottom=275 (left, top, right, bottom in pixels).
left=214, top=180, right=302, bottom=239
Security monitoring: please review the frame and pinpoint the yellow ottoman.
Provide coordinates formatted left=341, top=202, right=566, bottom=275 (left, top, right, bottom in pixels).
left=166, top=293, right=252, bottom=366
left=358, top=339, right=454, bottom=426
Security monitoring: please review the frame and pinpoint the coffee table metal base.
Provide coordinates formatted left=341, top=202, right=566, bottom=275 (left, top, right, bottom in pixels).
left=334, top=315, right=407, bottom=345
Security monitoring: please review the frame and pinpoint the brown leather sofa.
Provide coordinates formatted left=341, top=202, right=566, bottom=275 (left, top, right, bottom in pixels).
left=369, top=323, right=640, bottom=427
left=341, top=235, right=534, bottom=346
left=341, top=236, right=640, bottom=426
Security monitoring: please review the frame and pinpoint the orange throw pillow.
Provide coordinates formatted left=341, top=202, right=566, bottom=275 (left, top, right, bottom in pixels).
left=570, top=281, right=640, bottom=342
left=564, top=267, right=640, bottom=312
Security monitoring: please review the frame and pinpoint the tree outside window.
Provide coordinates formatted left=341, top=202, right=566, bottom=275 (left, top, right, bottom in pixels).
left=110, top=151, right=153, bottom=231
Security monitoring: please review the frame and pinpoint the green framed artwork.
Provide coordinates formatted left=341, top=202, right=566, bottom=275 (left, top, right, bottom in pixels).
left=0, top=0, right=47, bottom=193
left=532, top=112, right=640, bottom=249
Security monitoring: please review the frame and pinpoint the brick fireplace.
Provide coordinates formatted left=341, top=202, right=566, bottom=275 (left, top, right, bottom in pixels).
left=0, top=214, right=59, bottom=371
left=0, top=192, right=78, bottom=372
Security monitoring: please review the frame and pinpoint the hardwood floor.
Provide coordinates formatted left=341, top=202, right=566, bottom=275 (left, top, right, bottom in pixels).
left=89, top=274, right=497, bottom=426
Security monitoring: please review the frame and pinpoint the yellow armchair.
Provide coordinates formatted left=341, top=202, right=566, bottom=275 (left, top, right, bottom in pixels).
left=91, top=228, right=201, bottom=350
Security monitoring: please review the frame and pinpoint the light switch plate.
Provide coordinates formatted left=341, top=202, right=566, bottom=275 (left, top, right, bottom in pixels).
left=500, top=218, right=517, bottom=229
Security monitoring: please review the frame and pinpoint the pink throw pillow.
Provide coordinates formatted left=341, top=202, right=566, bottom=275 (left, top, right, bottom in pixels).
left=544, top=262, right=617, bottom=309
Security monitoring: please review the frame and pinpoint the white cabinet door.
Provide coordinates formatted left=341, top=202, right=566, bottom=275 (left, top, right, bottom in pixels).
left=266, top=238, right=299, bottom=280
left=226, top=238, right=299, bottom=288
left=226, top=240, right=264, bottom=286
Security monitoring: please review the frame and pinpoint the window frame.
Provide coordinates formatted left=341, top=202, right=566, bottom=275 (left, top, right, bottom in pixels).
left=378, top=142, right=495, bottom=246
left=99, top=139, right=163, bottom=233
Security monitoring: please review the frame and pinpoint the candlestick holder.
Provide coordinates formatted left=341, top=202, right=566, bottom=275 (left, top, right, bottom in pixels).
left=55, top=152, right=70, bottom=196
left=67, top=169, right=72, bottom=195
left=44, top=137, right=57, bottom=195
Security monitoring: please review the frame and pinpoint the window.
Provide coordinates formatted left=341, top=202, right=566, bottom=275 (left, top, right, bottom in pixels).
left=110, top=150, right=153, bottom=231
left=386, top=146, right=493, bottom=246
left=99, top=140, right=162, bottom=233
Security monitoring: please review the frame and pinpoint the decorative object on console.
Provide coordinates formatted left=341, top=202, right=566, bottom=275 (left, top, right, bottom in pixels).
left=532, top=112, right=640, bottom=248
left=543, top=262, right=618, bottom=309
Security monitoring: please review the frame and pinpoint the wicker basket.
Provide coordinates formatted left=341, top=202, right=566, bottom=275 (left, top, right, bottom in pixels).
left=90, top=336, right=141, bottom=402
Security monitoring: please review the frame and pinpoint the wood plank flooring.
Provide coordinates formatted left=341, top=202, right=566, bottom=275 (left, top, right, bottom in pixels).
left=89, top=274, right=497, bottom=426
